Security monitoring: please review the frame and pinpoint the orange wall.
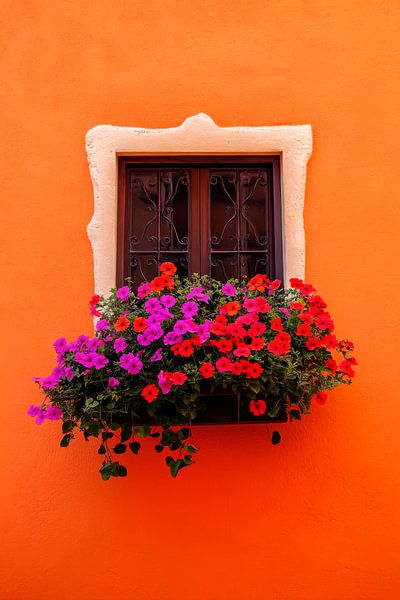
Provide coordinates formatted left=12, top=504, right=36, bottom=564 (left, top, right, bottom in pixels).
left=1, top=1, right=400, bottom=599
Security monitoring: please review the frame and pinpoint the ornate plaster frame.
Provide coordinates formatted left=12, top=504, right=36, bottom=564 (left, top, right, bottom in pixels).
left=86, top=113, right=312, bottom=295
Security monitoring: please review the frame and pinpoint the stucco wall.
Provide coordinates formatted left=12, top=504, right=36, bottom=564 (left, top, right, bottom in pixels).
left=1, top=1, right=399, bottom=599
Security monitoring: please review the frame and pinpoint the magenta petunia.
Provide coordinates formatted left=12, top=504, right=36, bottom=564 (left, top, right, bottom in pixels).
left=54, top=337, right=67, bottom=355
left=160, top=295, right=176, bottom=308
left=145, top=297, right=162, bottom=313
left=93, top=354, right=109, bottom=370
left=45, top=406, right=63, bottom=420
left=120, top=353, right=143, bottom=374
left=221, top=283, right=236, bottom=297
left=116, top=285, right=130, bottom=301
left=181, top=301, right=198, bottom=318
left=114, top=337, right=127, bottom=353
left=108, top=377, right=120, bottom=389
left=95, top=319, right=110, bottom=331
left=150, top=348, right=163, bottom=362
left=137, top=282, right=151, bottom=298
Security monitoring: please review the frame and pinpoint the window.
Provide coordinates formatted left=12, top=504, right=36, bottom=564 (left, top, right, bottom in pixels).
left=117, top=155, right=286, bottom=424
left=117, top=156, right=283, bottom=288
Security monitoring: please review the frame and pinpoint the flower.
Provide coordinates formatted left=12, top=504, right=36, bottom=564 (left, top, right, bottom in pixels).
left=221, top=283, right=236, bottom=296
left=200, top=362, right=215, bottom=378
left=182, top=301, right=198, bottom=318
left=324, top=358, right=338, bottom=374
left=93, top=354, right=109, bottom=369
left=177, top=340, right=194, bottom=357
left=54, top=337, right=67, bottom=355
left=315, top=313, right=334, bottom=331
left=249, top=399, right=267, bottom=416
left=27, top=404, right=46, bottom=425
left=160, top=262, right=177, bottom=277
left=96, top=319, right=110, bottom=331
left=248, top=274, right=269, bottom=292
left=137, top=282, right=151, bottom=298
left=245, top=363, right=263, bottom=379
left=133, top=317, right=147, bottom=332
left=289, top=277, right=303, bottom=289
left=150, top=348, right=163, bottom=362
left=160, top=294, right=176, bottom=308
left=172, top=372, right=187, bottom=385
left=45, top=406, right=63, bottom=420
left=271, top=317, right=283, bottom=332
left=114, top=316, right=130, bottom=332
left=305, top=337, right=320, bottom=351
left=141, top=384, right=159, bottom=402
left=221, top=301, right=241, bottom=316
left=296, top=324, right=311, bottom=337
left=145, top=297, right=161, bottom=313
left=339, top=359, right=355, bottom=378
left=116, top=286, right=130, bottom=301
left=90, top=294, right=101, bottom=305
left=108, top=377, right=120, bottom=388
left=120, top=353, right=143, bottom=374
left=312, top=392, right=328, bottom=405
left=215, top=357, right=232, bottom=372
left=114, top=337, right=127, bottom=353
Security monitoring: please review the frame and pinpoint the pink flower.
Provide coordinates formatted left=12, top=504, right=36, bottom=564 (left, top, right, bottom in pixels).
left=138, top=282, right=151, bottom=298
left=116, top=285, right=130, bottom=301
left=108, top=377, right=120, bottom=389
left=221, top=283, right=236, bottom=296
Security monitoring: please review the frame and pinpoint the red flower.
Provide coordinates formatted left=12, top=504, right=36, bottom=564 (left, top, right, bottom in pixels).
left=221, top=301, right=241, bottom=316
left=305, top=336, right=320, bottom=350
left=141, top=384, right=159, bottom=403
left=216, top=357, right=233, bottom=372
left=248, top=274, right=269, bottom=292
left=248, top=322, right=266, bottom=337
left=299, top=311, right=314, bottom=325
left=89, top=304, right=101, bottom=317
left=256, top=297, right=272, bottom=313
left=308, top=295, right=327, bottom=311
left=320, top=334, right=338, bottom=349
left=227, top=322, right=246, bottom=338
left=172, top=372, right=187, bottom=385
left=250, top=337, right=265, bottom=351
left=214, top=339, right=234, bottom=353
left=288, top=301, right=304, bottom=312
left=271, top=317, right=283, bottom=331
left=114, top=316, right=130, bottom=332
left=160, top=262, right=177, bottom=277
left=245, top=362, right=263, bottom=379
left=312, top=392, right=328, bottom=405
left=315, top=313, right=334, bottom=332
left=133, top=317, right=147, bottom=332
left=338, top=339, right=355, bottom=352
left=267, top=332, right=291, bottom=355
left=230, top=362, right=243, bottom=375
left=300, top=283, right=315, bottom=296
left=296, top=324, right=311, bottom=337
left=268, top=279, right=281, bottom=291
left=210, top=322, right=228, bottom=336
left=90, top=294, right=100, bottom=305
left=339, top=360, right=355, bottom=378
left=249, top=399, right=267, bottom=416
left=289, top=277, right=303, bottom=289
left=233, top=345, right=251, bottom=357
left=199, top=362, right=215, bottom=378
left=179, top=340, right=194, bottom=357
left=324, top=358, right=338, bottom=374
left=150, top=277, right=165, bottom=293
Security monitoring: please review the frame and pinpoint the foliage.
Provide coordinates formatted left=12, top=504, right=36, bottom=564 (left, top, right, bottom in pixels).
left=28, top=263, right=356, bottom=480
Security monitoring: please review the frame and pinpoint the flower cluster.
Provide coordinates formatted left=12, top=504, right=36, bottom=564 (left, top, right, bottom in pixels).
left=29, top=263, right=356, bottom=480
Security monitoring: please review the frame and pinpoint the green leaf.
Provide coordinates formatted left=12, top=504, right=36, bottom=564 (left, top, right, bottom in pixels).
left=60, top=433, right=73, bottom=447
left=117, top=465, right=128, bottom=477
left=99, top=464, right=112, bottom=481
left=154, top=444, right=164, bottom=453
left=120, top=424, right=132, bottom=443
left=98, top=444, right=106, bottom=455
left=102, top=431, right=114, bottom=440
left=109, top=421, right=120, bottom=431
left=184, top=444, right=198, bottom=454
left=169, top=459, right=182, bottom=478
left=129, top=441, right=141, bottom=455
left=289, top=409, right=301, bottom=421
left=62, top=420, right=75, bottom=434
left=135, top=425, right=151, bottom=438
left=165, top=455, right=174, bottom=466
left=271, top=431, right=281, bottom=445
left=248, top=381, right=261, bottom=394
left=183, top=455, right=194, bottom=465
left=113, top=443, right=127, bottom=454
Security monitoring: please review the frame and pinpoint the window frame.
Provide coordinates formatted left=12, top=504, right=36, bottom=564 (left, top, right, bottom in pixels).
left=116, top=155, right=283, bottom=287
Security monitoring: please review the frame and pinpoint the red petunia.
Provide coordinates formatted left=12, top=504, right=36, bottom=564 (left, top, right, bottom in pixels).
left=271, top=317, right=283, bottom=332
left=315, top=313, right=334, bottom=332
left=248, top=274, right=269, bottom=292
left=324, top=358, right=338, bottom=374
left=245, top=362, right=263, bottom=379
left=178, top=340, right=194, bottom=357
left=312, top=392, right=328, bottom=405
left=227, top=322, right=246, bottom=338
left=216, top=357, right=233, bottom=372
left=233, top=345, right=251, bottom=357
left=114, top=316, right=130, bottom=332
left=199, top=362, right=215, bottom=378
left=248, top=322, right=266, bottom=337
left=160, top=262, right=177, bottom=277
left=305, top=336, right=320, bottom=350
left=221, top=301, right=241, bottom=316
left=296, top=324, right=311, bottom=337
left=299, top=311, right=314, bottom=325
left=288, top=301, right=304, bottom=312
left=256, top=297, right=272, bottom=313
left=268, top=279, right=281, bottom=291
left=289, top=277, right=303, bottom=289
left=214, top=339, right=234, bottom=353
left=90, top=294, right=100, bottom=305
left=320, top=334, right=338, bottom=349
left=339, top=360, right=355, bottom=378
left=172, top=372, right=187, bottom=385
left=249, top=399, right=267, bottom=416
left=150, top=277, right=165, bottom=292
left=230, top=362, right=243, bottom=375
left=250, top=337, right=265, bottom=351
left=133, top=317, right=147, bottom=332
left=141, top=384, right=159, bottom=403
left=300, top=283, right=315, bottom=296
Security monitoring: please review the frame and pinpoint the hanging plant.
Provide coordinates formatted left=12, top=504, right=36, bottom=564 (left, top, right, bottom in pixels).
left=28, top=263, right=356, bottom=480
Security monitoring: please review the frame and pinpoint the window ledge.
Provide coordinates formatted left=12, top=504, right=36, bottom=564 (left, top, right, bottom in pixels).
left=86, top=113, right=312, bottom=296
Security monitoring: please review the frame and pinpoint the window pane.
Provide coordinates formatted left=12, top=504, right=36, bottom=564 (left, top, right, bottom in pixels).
left=210, top=253, right=238, bottom=281
left=129, top=171, right=158, bottom=251
left=209, top=170, right=238, bottom=252
left=160, top=170, right=189, bottom=251
left=130, top=253, right=158, bottom=286
left=239, top=170, right=269, bottom=251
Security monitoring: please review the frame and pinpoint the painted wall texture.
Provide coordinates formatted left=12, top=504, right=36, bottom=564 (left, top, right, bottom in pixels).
left=1, top=1, right=399, bottom=599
